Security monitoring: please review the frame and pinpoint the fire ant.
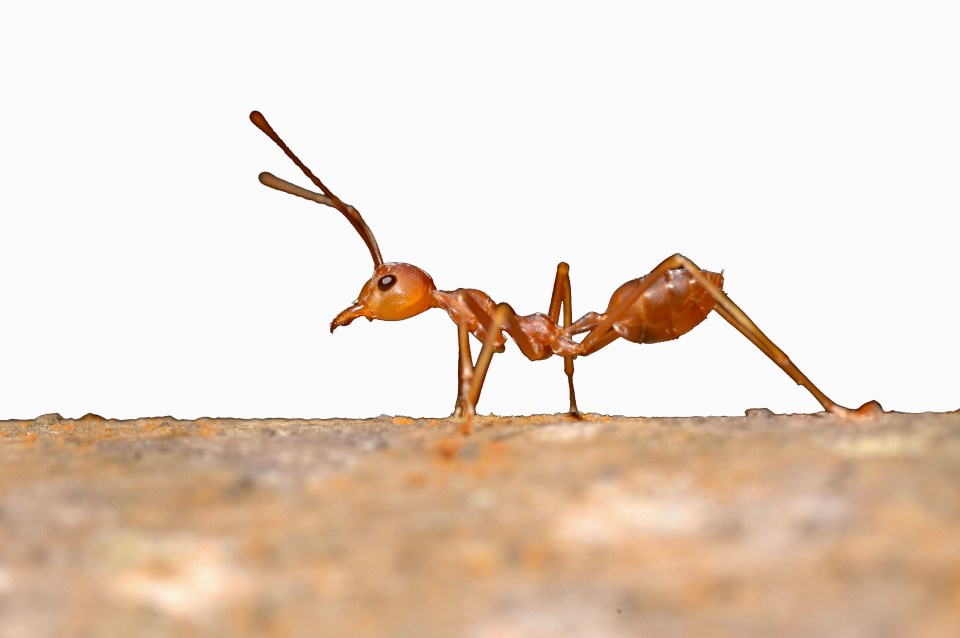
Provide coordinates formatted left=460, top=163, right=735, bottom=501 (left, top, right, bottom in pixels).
left=250, top=111, right=882, bottom=419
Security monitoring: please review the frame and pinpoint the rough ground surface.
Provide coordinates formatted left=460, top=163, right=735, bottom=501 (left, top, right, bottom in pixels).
left=1, top=411, right=958, bottom=638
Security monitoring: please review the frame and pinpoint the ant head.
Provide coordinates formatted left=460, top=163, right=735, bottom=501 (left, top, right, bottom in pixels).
left=250, top=112, right=438, bottom=334
left=331, top=262, right=437, bottom=331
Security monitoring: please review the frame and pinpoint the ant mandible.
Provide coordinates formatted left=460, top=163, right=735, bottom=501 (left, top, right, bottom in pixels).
left=250, top=111, right=882, bottom=419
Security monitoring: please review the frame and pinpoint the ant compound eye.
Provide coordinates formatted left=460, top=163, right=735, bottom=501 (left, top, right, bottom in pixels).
left=377, top=274, right=396, bottom=291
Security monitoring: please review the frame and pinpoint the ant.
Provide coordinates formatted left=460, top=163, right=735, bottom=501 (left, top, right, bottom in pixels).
left=250, top=111, right=882, bottom=420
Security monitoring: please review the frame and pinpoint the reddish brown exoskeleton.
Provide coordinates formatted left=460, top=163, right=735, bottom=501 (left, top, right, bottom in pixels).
left=250, top=111, right=882, bottom=419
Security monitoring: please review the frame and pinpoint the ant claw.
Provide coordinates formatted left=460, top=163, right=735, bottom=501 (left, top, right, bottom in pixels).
left=853, top=400, right=885, bottom=416
left=829, top=400, right=885, bottom=419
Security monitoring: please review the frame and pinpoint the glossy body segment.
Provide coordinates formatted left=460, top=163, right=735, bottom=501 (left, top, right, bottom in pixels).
left=603, top=268, right=724, bottom=345
left=435, top=268, right=723, bottom=361
left=438, top=264, right=721, bottom=418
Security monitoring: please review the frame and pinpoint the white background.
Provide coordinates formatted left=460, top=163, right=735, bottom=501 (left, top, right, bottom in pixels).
left=1, top=2, right=957, bottom=419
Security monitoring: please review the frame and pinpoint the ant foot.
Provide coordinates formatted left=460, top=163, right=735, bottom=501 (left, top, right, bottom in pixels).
left=451, top=401, right=475, bottom=435
left=829, top=400, right=885, bottom=419
left=452, top=400, right=475, bottom=420
left=854, top=400, right=885, bottom=416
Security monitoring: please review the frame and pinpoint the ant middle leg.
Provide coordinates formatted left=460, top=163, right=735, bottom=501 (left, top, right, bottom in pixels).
left=547, top=262, right=581, bottom=416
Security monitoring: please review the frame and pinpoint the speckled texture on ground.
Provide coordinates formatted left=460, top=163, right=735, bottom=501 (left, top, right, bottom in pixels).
left=1, top=411, right=959, bottom=637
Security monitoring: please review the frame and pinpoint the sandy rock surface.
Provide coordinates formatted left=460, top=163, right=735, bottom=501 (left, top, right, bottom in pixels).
left=1, top=411, right=959, bottom=637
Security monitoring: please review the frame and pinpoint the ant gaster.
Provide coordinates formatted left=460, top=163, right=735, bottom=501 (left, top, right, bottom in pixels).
left=250, top=111, right=882, bottom=419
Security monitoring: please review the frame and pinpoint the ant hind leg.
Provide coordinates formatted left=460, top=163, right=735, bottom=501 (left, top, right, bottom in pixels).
left=580, top=253, right=882, bottom=417
left=668, top=254, right=883, bottom=417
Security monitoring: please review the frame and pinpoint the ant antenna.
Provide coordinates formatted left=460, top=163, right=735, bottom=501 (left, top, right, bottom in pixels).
left=250, top=111, right=384, bottom=268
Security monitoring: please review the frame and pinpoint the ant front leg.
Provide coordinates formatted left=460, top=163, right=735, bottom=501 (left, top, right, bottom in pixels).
left=547, top=262, right=581, bottom=416
left=582, top=253, right=883, bottom=417
left=452, top=296, right=511, bottom=420
left=454, top=320, right=475, bottom=418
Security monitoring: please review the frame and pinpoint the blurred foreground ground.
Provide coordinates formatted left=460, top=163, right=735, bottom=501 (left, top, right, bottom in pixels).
left=1, top=410, right=959, bottom=637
